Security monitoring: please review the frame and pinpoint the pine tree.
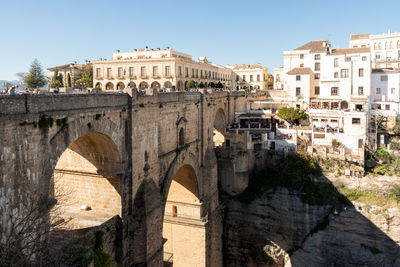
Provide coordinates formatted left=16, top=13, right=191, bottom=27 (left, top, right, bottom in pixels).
left=24, top=59, right=46, bottom=88
left=75, top=66, right=93, bottom=88
left=67, top=73, right=71, bottom=87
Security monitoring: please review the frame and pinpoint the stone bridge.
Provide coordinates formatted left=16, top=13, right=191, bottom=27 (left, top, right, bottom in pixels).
left=0, top=90, right=265, bottom=266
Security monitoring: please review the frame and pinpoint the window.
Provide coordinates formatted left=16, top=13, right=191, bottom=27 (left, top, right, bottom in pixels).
left=397, top=41, right=400, bottom=49
left=165, top=66, right=170, bottom=76
left=118, top=67, right=123, bottom=77
left=179, top=128, right=185, bottom=147
left=314, top=86, right=320, bottom=95
left=96, top=68, right=101, bottom=78
left=391, top=88, right=395, bottom=94
left=385, top=42, right=389, bottom=49
left=358, top=86, right=364, bottom=95
left=129, top=67, right=134, bottom=77
left=314, top=54, right=320, bottom=60
left=345, top=57, right=351, bottom=62
left=381, top=75, right=388, bottom=81
left=300, top=63, right=304, bottom=67
left=257, top=74, right=260, bottom=82
left=358, top=68, right=364, bottom=77
left=362, top=56, right=367, bottom=61
left=243, top=75, right=246, bottom=81
left=376, top=88, right=381, bottom=94
left=172, top=206, right=177, bottom=217
left=386, top=104, right=390, bottom=110
left=387, top=51, right=393, bottom=60
left=331, top=87, right=339, bottom=96
left=376, top=52, right=381, bottom=59
left=185, top=67, right=189, bottom=77
left=196, top=69, right=198, bottom=78
left=201, top=70, right=203, bottom=78
left=191, top=68, right=194, bottom=78
left=236, top=75, right=239, bottom=81
left=296, top=75, right=301, bottom=81
left=141, top=66, right=146, bottom=76
left=334, top=72, right=339, bottom=78
left=152, top=66, right=158, bottom=76
left=358, top=139, right=363, bottom=149
left=352, top=118, right=361, bottom=125
left=378, top=42, right=382, bottom=50
left=250, top=75, right=253, bottom=82
left=107, top=68, right=112, bottom=77
left=340, top=69, right=349, bottom=78
left=296, top=87, right=301, bottom=96
left=334, top=58, right=339, bottom=67
left=300, top=54, right=304, bottom=59
left=314, top=73, right=320, bottom=79
left=315, top=62, right=320, bottom=71
left=178, top=66, right=182, bottom=77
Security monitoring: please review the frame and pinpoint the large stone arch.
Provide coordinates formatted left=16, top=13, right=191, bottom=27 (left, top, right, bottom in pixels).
left=151, top=81, right=161, bottom=89
left=51, top=131, right=122, bottom=228
left=130, top=178, right=163, bottom=266
left=161, top=150, right=205, bottom=267
left=213, top=108, right=227, bottom=147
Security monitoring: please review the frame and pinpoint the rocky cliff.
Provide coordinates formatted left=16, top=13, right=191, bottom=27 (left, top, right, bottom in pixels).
left=223, top=188, right=400, bottom=267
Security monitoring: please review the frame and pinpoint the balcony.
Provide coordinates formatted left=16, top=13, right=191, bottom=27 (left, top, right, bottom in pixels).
left=106, top=76, right=114, bottom=80
left=117, top=76, right=125, bottom=80
left=96, top=76, right=103, bottom=80
left=141, top=75, right=148, bottom=79
left=164, top=75, right=173, bottom=79
left=129, top=76, right=137, bottom=80
left=152, top=75, right=161, bottom=79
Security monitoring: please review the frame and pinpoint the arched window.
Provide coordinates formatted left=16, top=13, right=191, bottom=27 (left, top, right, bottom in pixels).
left=385, top=42, right=389, bottom=49
left=390, top=41, right=394, bottom=49
left=374, top=43, right=378, bottom=50
left=179, top=128, right=185, bottom=147
left=378, top=42, right=382, bottom=50
left=397, top=41, right=400, bottom=49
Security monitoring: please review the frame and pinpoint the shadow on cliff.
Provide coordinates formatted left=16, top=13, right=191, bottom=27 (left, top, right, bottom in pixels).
left=222, top=152, right=400, bottom=267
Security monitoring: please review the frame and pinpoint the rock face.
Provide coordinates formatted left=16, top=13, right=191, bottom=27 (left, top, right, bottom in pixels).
left=223, top=188, right=400, bottom=267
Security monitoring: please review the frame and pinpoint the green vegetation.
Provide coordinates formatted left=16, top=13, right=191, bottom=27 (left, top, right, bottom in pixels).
left=366, top=147, right=400, bottom=176
left=56, top=117, right=69, bottom=130
left=339, top=185, right=400, bottom=206
left=67, top=73, right=72, bottom=87
left=76, top=65, right=93, bottom=88
left=38, top=115, right=54, bottom=128
left=24, top=59, right=46, bottom=88
left=92, top=231, right=114, bottom=267
left=49, top=70, right=63, bottom=88
left=331, top=139, right=341, bottom=149
left=237, top=153, right=351, bottom=207
left=277, top=107, right=307, bottom=126
left=186, top=80, right=196, bottom=89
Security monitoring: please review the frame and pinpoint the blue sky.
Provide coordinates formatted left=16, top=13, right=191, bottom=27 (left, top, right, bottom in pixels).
left=1, top=0, right=400, bottom=80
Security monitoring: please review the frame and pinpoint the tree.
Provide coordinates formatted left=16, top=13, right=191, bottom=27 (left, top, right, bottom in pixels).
left=49, top=70, right=63, bottom=88
left=186, top=80, right=196, bottom=89
left=332, top=139, right=341, bottom=149
left=24, top=59, right=46, bottom=88
left=216, top=82, right=223, bottom=89
left=75, top=66, right=93, bottom=88
left=2, top=81, right=12, bottom=90
left=67, top=73, right=71, bottom=87
left=277, top=107, right=308, bottom=126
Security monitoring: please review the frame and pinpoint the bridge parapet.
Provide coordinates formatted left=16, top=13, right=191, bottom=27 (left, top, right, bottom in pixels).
left=0, top=93, right=129, bottom=116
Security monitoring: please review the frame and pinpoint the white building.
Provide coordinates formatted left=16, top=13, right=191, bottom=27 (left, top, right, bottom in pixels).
left=281, top=39, right=371, bottom=159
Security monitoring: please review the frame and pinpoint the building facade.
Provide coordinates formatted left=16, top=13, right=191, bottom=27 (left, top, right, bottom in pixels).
left=227, top=64, right=269, bottom=90
left=92, top=47, right=235, bottom=94
left=48, top=61, right=92, bottom=91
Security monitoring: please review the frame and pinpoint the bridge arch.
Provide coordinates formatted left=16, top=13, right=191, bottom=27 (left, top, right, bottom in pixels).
left=213, top=108, right=227, bottom=147
left=50, top=131, right=123, bottom=229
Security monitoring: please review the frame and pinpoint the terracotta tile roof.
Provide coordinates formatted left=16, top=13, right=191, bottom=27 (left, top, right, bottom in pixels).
left=350, top=33, right=370, bottom=40
left=232, top=64, right=266, bottom=70
left=294, top=40, right=329, bottom=53
left=329, top=47, right=370, bottom=55
left=286, top=67, right=313, bottom=75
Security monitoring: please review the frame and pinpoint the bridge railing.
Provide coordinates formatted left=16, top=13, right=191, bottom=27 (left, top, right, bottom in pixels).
left=0, top=93, right=129, bottom=116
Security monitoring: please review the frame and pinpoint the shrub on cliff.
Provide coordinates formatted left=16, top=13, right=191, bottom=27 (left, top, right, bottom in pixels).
left=237, top=153, right=351, bottom=207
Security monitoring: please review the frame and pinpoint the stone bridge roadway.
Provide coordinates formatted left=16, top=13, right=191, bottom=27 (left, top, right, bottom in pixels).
left=0, top=90, right=265, bottom=266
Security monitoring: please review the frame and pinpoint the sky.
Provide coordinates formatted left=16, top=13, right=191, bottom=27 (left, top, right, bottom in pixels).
left=1, top=0, right=400, bottom=81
